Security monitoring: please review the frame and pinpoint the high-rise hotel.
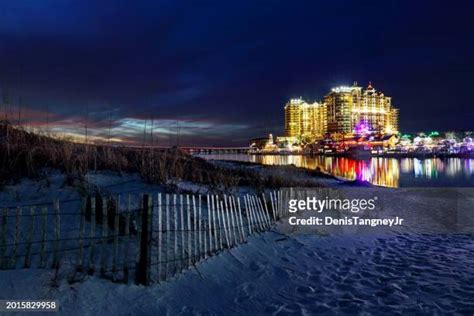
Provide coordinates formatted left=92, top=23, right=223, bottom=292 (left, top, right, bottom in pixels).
left=284, top=82, right=399, bottom=141
left=284, top=98, right=327, bottom=142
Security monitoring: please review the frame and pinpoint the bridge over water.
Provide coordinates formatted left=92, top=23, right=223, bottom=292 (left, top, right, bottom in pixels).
left=179, top=146, right=251, bottom=154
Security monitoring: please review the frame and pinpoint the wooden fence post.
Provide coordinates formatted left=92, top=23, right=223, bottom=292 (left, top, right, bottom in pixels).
left=136, top=194, right=150, bottom=285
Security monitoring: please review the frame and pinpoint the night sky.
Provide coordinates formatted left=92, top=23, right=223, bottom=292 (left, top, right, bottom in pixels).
left=0, top=0, right=473, bottom=146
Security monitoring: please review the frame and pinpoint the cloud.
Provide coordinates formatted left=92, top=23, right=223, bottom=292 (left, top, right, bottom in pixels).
left=0, top=1, right=473, bottom=144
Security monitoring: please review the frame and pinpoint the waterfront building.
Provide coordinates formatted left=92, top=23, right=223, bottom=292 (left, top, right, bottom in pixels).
left=324, top=82, right=399, bottom=137
left=284, top=98, right=327, bottom=142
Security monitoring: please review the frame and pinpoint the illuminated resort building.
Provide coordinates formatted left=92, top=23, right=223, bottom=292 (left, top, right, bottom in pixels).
left=284, top=82, right=399, bottom=144
left=284, top=98, right=327, bottom=142
left=324, top=82, right=399, bottom=136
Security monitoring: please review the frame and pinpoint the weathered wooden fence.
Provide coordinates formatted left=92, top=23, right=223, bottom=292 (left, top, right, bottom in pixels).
left=0, top=190, right=290, bottom=285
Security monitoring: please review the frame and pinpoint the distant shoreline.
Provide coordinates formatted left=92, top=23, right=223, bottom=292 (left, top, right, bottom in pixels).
left=247, top=152, right=474, bottom=159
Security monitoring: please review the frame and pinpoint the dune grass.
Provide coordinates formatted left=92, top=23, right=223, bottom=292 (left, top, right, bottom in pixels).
left=0, top=121, right=324, bottom=192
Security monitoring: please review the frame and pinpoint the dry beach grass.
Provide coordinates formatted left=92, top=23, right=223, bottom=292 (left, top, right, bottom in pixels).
left=0, top=121, right=325, bottom=192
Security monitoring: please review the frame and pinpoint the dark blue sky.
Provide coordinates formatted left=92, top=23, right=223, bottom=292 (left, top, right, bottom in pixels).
left=0, top=0, right=473, bottom=145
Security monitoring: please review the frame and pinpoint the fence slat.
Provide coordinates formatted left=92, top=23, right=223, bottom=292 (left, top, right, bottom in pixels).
left=112, top=196, right=120, bottom=280
left=262, top=193, right=272, bottom=226
left=198, top=195, right=203, bottom=261
left=279, top=190, right=283, bottom=218
left=88, top=197, right=96, bottom=273
left=192, top=195, right=197, bottom=263
left=77, top=199, right=86, bottom=271
left=254, top=195, right=265, bottom=231
left=249, top=195, right=260, bottom=231
left=206, top=195, right=211, bottom=257
left=226, top=199, right=232, bottom=247
left=187, top=195, right=192, bottom=267
left=250, top=196, right=260, bottom=231
left=157, top=193, right=162, bottom=282
left=222, top=196, right=230, bottom=247
left=244, top=195, right=252, bottom=236
left=1, top=190, right=287, bottom=285
left=101, top=198, right=108, bottom=276
left=147, top=193, right=152, bottom=284
left=258, top=195, right=270, bottom=228
left=270, top=191, right=277, bottom=222
left=255, top=196, right=267, bottom=230
left=136, top=194, right=150, bottom=285
left=165, top=194, right=170, bottom=280
left=216, top=196, right=223, bottom=249
left=223, top=196, right=232, bottom=247
left=224, top=199, right=231, bottom=248
left=248, top=195, right=259, bottom=232
left=270, top=191, right=276, bottom=220
left=232, top=196, right=242, bottom=243
left=236, top=197, right=245, bottom=242
left=180, top=194, right=185, bottom=272
left=135, top=195, right=142, bottom=279
left=123, top=195, right=131, bottom=284
left=173, top=194, right=178, bottom=274
left=228, top=196, right=237, bottom=246
left=211, top=195, right=217, bottom=252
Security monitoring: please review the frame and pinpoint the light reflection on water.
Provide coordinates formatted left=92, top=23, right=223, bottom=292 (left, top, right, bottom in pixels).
left=199, top=154, right=474, bottom=188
